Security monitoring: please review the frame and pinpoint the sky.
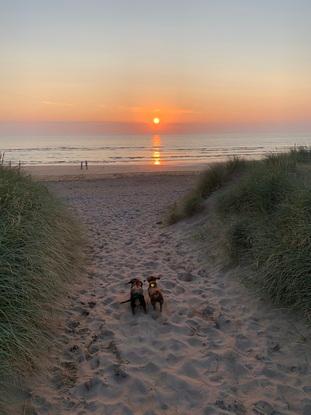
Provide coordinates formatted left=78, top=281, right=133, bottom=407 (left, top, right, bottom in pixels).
left=0, top=0, right=311, bottom=134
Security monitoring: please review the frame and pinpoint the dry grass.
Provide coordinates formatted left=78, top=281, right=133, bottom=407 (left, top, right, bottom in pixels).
left=0, top=168, right=84, bottom=412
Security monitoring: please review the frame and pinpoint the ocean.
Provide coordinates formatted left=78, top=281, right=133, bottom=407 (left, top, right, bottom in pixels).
left=0, top=132, right=310, bottom=167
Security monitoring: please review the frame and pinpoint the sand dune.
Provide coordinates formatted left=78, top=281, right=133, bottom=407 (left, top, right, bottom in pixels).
left=28, top=174, right=311, bottom=415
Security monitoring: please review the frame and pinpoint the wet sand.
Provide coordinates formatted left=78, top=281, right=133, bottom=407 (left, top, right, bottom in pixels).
left=28, top=173, right=311, bottom=415
left=22, top=163, right=207, bottom=181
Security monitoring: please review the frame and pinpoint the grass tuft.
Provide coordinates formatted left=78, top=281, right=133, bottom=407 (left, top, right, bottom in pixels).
left=217, top=161, right=293, bottom=215
left=167, top=192, right=203, bottom=225
left=0, top=168, right=84, bottom=411
left=167, top=157, right=246, bottom=224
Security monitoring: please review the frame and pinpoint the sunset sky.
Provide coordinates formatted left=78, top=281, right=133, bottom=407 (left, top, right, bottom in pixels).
left=1, top=0, right=310, bottom=134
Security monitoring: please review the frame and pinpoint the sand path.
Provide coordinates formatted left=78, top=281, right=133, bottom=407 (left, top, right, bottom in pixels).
left=30, top=175, right=311, bottom=415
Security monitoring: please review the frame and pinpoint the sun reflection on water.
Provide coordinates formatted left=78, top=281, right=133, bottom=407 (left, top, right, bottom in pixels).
left=152, top=135, right=162, bottom=165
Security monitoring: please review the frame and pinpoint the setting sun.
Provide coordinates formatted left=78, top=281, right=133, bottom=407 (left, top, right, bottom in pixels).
left=1, top=1, right=311, bottom=412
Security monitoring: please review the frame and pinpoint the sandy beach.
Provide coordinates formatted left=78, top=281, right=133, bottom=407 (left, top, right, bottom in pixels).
left=21, top=164, right=207, bottom=182
left=27, top=172, right=311, bottom=415
left=3, top=1, right=311, bottom=413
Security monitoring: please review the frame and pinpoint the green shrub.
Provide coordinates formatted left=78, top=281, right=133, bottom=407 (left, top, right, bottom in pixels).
left=0, top=168, right=83, bottom=410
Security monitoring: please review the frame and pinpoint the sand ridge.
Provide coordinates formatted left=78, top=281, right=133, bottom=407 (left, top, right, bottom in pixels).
left=29, top=174, right=311, bottom=415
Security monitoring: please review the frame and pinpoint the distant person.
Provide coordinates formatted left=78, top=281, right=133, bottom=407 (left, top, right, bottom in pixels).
left=85, top=160, right=88, bottom=170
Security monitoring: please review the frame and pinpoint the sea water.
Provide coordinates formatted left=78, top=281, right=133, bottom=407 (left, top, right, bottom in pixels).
left=0, top=132, right=310, bottom=167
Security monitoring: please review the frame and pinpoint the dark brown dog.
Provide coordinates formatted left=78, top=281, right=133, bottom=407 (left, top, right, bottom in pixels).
left=147, top=276, right=164, bottom=312
left=121, top=278, right=147, bottom=315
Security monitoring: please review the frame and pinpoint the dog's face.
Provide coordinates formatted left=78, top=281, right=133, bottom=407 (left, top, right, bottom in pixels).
left=147, top=276, right=160, bottom=288
left=128, top=278, right=143, bottom=288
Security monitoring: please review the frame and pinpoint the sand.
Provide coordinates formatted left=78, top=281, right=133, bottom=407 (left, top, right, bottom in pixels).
left=21, top=163, right=206, bottom=181
left=28, top=173, right=311, bottom=415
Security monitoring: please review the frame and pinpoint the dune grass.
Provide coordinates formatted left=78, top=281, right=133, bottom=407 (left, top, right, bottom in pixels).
left=0, top=167, right=84, bottom=411
left=171, top=147, right=311, bottom=319
left=167, top=157, right=247, bottom=224
left=217, top=148, right=311, bottom=318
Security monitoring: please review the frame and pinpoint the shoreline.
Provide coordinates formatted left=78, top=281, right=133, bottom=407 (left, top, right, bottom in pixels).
left=21, top=163, right=208, bottom=181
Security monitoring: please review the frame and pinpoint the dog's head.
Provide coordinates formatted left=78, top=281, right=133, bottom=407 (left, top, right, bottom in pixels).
left=147, top=276, right=160, bottom=288
left=128, top=278, right=143, bottom=288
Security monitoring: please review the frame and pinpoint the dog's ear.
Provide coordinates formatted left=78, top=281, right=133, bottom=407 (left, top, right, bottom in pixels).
left=156, top=277, right=161, bottom=280
left=127, top=279, right=135, bottom=284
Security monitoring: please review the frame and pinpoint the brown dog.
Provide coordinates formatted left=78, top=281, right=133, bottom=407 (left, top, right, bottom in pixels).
left=121, top=278, right=147, bottom=315
left=147, top=276, right=164, bottom=312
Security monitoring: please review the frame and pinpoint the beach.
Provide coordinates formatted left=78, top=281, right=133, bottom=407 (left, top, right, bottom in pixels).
left=3, top=0, right=311, bottom=412
left=27, top=171, right=311, bottom=415
left=21, top=163, right=206, bottom=181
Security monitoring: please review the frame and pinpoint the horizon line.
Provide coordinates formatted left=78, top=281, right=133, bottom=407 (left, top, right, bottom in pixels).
left=0, top=120, right=311, bottom=136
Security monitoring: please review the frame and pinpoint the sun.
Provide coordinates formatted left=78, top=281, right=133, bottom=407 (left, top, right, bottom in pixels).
left=153, top=117, right=160, bottom=125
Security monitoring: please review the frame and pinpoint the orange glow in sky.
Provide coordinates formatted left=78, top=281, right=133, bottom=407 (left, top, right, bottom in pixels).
left=1, top=1, right=310, bottom=134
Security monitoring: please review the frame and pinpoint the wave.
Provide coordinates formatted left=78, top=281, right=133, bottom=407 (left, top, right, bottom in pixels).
left=1, top=134, right=309, bottom=166
left=1, top=144, right=285, bottom=153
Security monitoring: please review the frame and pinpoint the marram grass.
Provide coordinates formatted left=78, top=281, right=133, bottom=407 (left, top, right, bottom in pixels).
left=166, top=156, right=247, bottom=224
left=0, top=167, right=84, bottom=412
left=170, top=147, right=311, bottom=319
